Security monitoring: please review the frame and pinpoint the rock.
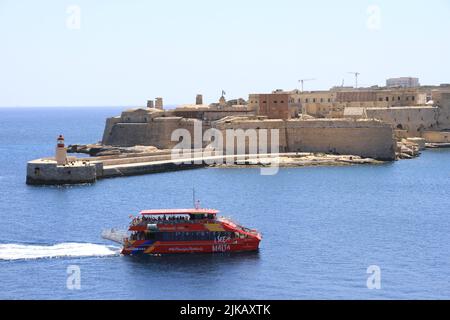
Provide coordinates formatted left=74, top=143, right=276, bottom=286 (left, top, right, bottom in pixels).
left=406, top=138, right=426, bottom=150
left=67, top=144, right=160, bottom=157
left=399, top=153, right=413, bottom=159
left=396, top=140, right=420, bottom=159
left=95, top=149, right=122, bottom=156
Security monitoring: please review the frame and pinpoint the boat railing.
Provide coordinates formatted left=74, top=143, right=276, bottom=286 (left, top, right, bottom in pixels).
left=101, top=228, right=128, bottom=244
left=218, top=216, right=260, bottom=235
left=129, top=217, right=217, bottom=227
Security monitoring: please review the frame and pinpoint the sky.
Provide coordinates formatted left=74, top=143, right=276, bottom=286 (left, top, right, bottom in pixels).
left=1, top=0, right=449, bottom=107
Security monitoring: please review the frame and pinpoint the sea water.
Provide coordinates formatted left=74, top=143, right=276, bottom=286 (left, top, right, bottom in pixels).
left=0, top=107, right=449, bottom=299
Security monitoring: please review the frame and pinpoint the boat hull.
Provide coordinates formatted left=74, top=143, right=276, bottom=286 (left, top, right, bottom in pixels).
left=121, top=239, right=260, bottom=255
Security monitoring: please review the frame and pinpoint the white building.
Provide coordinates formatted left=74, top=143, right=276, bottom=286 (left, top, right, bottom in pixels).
left=386, top=77, right=420, bottom=88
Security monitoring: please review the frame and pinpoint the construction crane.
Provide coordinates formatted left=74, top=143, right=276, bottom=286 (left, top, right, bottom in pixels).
left=298, top=78, right=316, bottom=92
left=348, top=72, right=360, bottom=88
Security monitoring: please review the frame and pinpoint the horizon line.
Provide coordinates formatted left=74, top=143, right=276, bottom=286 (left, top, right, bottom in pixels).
left=0, top=105, right=180, bottom=108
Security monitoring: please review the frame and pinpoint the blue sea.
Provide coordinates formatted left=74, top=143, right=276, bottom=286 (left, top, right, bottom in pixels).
left=0, top=107, right=449, bottom=299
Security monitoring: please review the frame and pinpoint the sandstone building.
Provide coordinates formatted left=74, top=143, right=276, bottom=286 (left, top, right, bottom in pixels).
left=386, top=77, right=420, bottom=88
left=248, top=82, right=450, bottom=138
left=100, top=81, right=450, bottom=162
left=102, top=94, right=397, bottom=160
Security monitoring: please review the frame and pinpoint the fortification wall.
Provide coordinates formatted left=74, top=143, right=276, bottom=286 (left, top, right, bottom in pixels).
left=214, top=120, right=288, bottom=153
left=103, top=117, right=211, bottom=149
left=173, top=109, right=256, bottom=121
left=103, top=118, right=176, bottom=148
left=432, top=91, right=450, bottom=129
left=422, top=131, right=450, bottom=143
left=101, top=108, right=396, bottom=160
left=365, top=107, right=438, bottom=136
left=213, top=119, right=396, bottom=160
left=101, top=116, right=121, bottom=144
left=285, top=120, right=395, bottom=160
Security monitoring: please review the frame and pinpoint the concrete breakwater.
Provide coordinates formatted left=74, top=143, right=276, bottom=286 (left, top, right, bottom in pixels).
left=26, top=149, right=205, bottom=185
left=29, top=133, right=430, bottom=185
left=26, top=149, right=382, bottom=185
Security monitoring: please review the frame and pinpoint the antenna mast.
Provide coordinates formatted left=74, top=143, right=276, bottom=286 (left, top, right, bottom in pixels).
left=298, top=78, right=316, bottom=93
left=348, top=72, right=360, bottom=88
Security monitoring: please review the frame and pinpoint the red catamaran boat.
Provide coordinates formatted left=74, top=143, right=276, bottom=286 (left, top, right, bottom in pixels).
left=103, top=208, right=261, bottom=255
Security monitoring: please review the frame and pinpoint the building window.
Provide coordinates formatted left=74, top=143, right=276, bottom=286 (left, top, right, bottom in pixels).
left=412, top=96, right=415, bottom=101
left=305, top=99, right=309, bottom=103
left=328, top=98, right=331, bottom=102
left=386, top=97, right=389, bottom=101
left=398, top=96, right=401, bottom=101
left=313, top=98, right=316, bottom=103
left=320, top=98, right=324, bottom=103
left=281, top=101, right=284, bottom=103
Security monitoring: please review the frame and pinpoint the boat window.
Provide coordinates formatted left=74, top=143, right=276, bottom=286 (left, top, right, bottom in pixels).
left=161, top=232, right=175, bottom=241
left=155, top=231, right=240, bottom=242
left=145, top=232, right=155, bottom=240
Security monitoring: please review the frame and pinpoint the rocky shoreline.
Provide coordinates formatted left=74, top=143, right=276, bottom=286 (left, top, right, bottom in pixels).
left=67, top=144, right=159, bottom=157
left=210, top=153, right=383, bottom=168
left=60, top=135, right=450, bottom=178
left=426, top=142, right=450, bottom=148
left=67, top=138, right=427, bottom=165
left=31, top=137, right=447, bottom=185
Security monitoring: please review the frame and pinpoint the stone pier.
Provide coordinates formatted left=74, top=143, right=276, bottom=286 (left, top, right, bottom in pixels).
left=26, top=158, right=102, bottom=185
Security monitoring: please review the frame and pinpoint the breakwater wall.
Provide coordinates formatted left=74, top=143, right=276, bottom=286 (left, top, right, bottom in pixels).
left=26, top=150, right=284, bottom=185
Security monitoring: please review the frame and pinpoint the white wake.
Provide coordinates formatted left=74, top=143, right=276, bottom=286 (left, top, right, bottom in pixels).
left=0, top=243, right=121, bottom=261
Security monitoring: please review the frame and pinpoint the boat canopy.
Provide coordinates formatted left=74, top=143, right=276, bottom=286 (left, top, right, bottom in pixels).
left=140, top=208, right=219, bottom=216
